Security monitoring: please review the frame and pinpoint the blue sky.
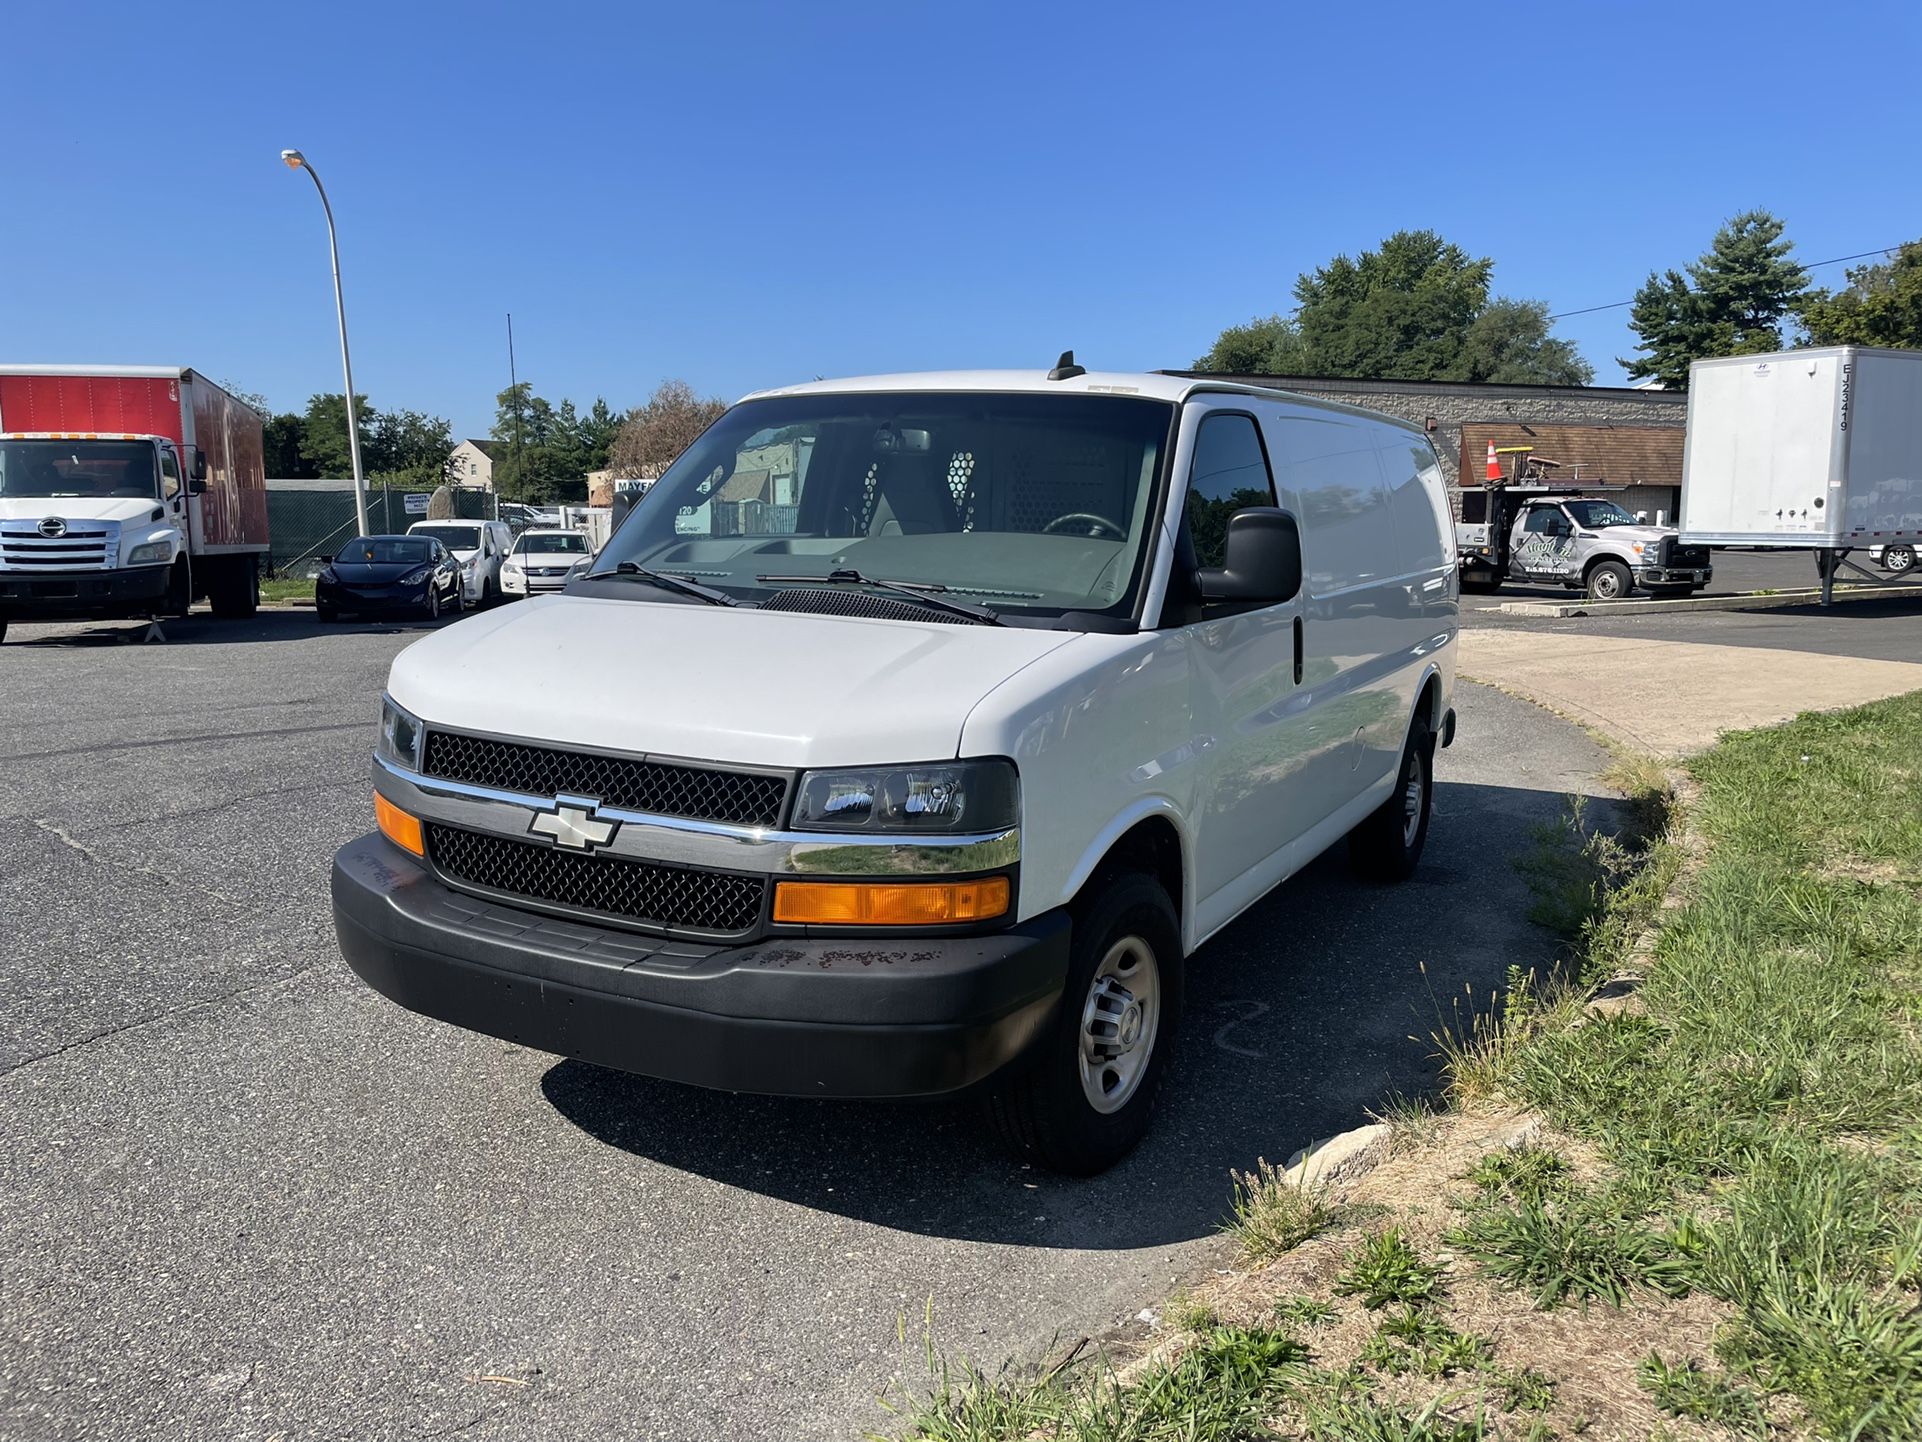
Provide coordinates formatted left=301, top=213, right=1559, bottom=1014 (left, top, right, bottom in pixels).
left=3, top=1, right=1918, bottom=438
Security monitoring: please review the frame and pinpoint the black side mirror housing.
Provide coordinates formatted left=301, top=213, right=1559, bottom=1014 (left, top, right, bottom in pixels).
left=190, top=448, right=208, bottom=482
left=187, top=476, right=208, bottom=494
left=1197, top=507, right=1303, bottom=606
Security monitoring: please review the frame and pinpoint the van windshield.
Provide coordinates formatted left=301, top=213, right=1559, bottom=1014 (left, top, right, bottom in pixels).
left=0, top=439, right=160, bottom=499
left=514, top=532, right=589, bottom=555
left=591, top=392, right=1174, bottom=618
left=412, top=524, right=482, bottom=551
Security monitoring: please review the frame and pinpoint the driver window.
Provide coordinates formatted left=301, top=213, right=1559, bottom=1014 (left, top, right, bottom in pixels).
left=1523, top=508, right=1566, bottom=535
left=1185, top=414, right=1275, bottom=569
left=160, top=449, right=181, bottom=500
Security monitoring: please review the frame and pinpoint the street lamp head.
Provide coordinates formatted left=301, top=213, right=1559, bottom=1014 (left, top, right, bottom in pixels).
left=280, top=149, right=306, bottom=170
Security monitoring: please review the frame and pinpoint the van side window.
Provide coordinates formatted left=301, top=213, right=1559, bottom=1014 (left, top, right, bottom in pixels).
left=1186, top=414, right=1275, bottom=569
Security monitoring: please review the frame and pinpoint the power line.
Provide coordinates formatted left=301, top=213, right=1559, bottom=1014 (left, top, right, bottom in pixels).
left=1550, top=247, right=1901, bottom=320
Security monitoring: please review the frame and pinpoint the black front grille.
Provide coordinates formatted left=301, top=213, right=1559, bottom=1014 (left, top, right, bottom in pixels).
left=426, top=824, right=766, bottom=935
left=422, top=730, right=787, bottom=826
left=1669, top=542, right=1710, bottom=567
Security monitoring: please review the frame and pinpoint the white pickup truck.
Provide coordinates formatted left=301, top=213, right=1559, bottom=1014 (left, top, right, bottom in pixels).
left=1457, top=487, right=1711, bottom=600
left=332, top=364, right=1459, bottom=1173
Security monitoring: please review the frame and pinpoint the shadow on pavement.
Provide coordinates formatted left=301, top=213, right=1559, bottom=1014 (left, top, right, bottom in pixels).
left=1, top=608, right=503, bottom=647
left=542, top=775, right=1599, bottom=1251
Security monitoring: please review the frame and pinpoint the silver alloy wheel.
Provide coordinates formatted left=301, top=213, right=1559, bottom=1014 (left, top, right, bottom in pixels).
left=1401, top=752, right=1425, bottom=848
left=1886, top=545, right=1916, bottom=574
left=1078, top=935, right=1161, bottom=1114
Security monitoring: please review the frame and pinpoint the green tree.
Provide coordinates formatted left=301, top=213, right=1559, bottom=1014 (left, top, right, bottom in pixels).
left=1194, top=230, right=1587, bottom=384
left=1193, top=315, right=1307, bottom=373
left=1458, top=298, right=1594, bottom=384
left=367, top=408, right=454, bottom=489
left=1621, top=210, right=1810, bottom=388
left=298, top=392, right=373, bottom=477
left=263, top=414, right=312, bottom=477
left=1293, top=230, right=1492, bottom=380
left=1799, top=241, right=1922, bottom=349
left=490, top=383, right=582, bottom=503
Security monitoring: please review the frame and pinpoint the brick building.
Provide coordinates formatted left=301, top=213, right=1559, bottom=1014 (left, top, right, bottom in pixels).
left=1169, top=373, right=1689, bottom=523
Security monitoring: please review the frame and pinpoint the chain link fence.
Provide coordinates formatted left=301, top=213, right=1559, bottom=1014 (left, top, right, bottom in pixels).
left=266, top=486, right=496, bottom=577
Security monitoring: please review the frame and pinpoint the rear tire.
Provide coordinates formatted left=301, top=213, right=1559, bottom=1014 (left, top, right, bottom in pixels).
left=1584, top=560, right=1633, bottom=602
left=1458, top=571, right=1502, bottom=594
left=316, top=604, right=338, bottom=624
left=208, top=557, right=259, bottom=618
left=1348, top=714, right=1435, bottom=882
left=987, top=872, right=1182, bottom=1176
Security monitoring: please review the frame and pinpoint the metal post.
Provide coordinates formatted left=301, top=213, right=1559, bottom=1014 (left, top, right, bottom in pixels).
left=282, top=151, right=369, bottom=538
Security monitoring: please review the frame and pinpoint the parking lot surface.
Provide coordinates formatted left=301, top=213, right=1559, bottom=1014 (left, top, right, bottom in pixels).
left=2, top=612, right=1611, bottom=1441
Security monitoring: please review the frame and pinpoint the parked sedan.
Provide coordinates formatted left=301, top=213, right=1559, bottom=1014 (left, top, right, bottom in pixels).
left=1869, top=542, right=1916, bottom=575
left=500, top=527, right=593, bottom=597
left=315, top=536, right=464, bottom=623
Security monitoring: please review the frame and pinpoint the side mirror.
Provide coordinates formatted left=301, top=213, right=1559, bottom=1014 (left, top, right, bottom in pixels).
left=190, top=449, right=208, bottom=482
left=1198, top=507, right=1302, bottom=606
left=187, top=476, right=208, bottom=495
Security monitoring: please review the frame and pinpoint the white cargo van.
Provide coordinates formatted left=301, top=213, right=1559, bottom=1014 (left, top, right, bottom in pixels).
left=334, top=366, right=1458, bottom=1173
left=407, top=518, right=512, bottom=606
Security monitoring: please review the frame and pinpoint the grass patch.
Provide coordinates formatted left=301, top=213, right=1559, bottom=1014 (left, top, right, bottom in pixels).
left=1333, top=1229, right=1444, bottom=1310
left=1273, top=1295, right=1339, bottom=1329
left=1225, top=1159, right=1338, bottom=1262
left=1636, top=1352, right=1765, bottom=1434
left=1476, top=693, right=1922, bottom=1434
left=260, top=575, right=314, bottom=604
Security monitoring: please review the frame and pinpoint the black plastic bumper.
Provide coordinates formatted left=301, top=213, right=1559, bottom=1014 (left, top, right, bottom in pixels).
left=331, top=834, right=1071, bottom=1098
left=0, top=565, right=169, bottom=616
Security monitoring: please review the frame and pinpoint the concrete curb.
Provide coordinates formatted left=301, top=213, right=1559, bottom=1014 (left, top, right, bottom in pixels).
left=1494, top=583, right=1920, bottom=619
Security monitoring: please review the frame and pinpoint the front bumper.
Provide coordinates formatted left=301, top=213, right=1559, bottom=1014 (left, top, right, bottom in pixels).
left=501, top=569, right=569, bottom=596
left=319, top=580, right=431, bottom=613
left=1634, top=566, right=1712, bottom=586
left=331, top=833, right=1071, bottom=1098
left=0, top=564, right=169, bottom=617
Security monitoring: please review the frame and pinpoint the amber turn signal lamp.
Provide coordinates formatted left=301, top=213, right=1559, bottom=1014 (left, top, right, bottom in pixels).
left=375, top=792, right=425, bottom=858
left=773, top=876, right=1011, bottom=926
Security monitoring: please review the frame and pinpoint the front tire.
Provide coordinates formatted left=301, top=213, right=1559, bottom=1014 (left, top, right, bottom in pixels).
left=1585, top=559, right=1633, bottom=602
left=1882, top=544, right=1916, bottom=574
left=988, top=873, right=1182, bottom=1176
left=1349, top=714, right=1435, bottom=882
left=424, top=588, right=441, bottom=621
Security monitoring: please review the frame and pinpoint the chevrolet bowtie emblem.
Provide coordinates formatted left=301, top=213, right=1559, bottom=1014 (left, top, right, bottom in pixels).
left=529, top=797, right=619, bottom=851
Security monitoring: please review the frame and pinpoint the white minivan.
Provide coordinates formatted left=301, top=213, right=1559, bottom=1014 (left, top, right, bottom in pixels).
left=407, top=518, right=512, bottom=606
left=335, top=367, right=1458, bottom=1173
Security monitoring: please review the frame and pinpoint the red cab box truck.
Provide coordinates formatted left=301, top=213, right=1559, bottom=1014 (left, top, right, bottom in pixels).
left=0, top=365, right=268, bottom=640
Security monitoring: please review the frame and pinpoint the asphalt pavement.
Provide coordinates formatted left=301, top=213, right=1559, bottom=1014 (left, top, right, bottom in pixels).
left=0, top=610, right=1613, bottom=1441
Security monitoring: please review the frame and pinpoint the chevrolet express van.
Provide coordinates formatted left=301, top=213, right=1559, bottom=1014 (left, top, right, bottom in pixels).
left=333, top=366, right=1458, bottom=1174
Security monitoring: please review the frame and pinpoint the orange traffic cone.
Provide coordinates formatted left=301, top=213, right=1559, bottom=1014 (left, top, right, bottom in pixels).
left=1485, top=441, right=1501, bottom=481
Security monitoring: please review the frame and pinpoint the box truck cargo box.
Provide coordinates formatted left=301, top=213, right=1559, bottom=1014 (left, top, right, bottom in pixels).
left=1680, top=346, right=1922, bottom=548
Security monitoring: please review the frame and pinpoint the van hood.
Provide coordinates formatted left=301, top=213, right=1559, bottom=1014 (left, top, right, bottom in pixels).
left=386, top=595, right=1082, bottom=770
left=0, top=497, right=162, bottom=525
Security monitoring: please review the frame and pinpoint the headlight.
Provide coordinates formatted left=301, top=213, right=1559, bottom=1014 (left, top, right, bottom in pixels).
left=377, top=694, right=425, bottom=772
left=462, top=556, right=480, bottom=570
left=503, top=561, right=523, bottom=574
left=793, top=759, right=1018, bottom=833
left=399, top=566, right=431, bottom=585
left=127, top=540, right=173, bottom=566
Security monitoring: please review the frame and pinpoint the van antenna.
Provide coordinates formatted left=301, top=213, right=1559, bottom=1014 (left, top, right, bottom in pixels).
left=1047, top=350, right=1086, bottom=381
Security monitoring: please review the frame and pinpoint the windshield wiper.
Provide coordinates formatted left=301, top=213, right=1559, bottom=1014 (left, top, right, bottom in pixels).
left=755, top=569, right=1004, bottom=625
left=583, top=561, right=744, bottom=607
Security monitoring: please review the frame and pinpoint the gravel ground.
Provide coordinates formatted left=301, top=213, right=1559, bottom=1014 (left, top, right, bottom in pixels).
left=0, top=610, right=1612, bottom=1441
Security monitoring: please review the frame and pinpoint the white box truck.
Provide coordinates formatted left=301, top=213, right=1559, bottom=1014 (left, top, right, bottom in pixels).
left=1680, top=346, right=1922, bottom=598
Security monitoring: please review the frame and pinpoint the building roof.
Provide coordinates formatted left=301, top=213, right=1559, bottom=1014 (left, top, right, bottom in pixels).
left=456, top=438, right=505, bottom=459
left=1459, top=422, right=1685, bottom=488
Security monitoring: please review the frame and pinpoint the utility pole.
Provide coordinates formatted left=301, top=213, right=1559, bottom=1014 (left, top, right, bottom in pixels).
left=507, top=313, right=524, bottom=505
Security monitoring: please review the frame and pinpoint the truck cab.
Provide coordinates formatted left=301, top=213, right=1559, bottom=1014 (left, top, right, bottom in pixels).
left=0, top=432, right=200, bottom=636
left=1458, top=486, right=1710, bottom=600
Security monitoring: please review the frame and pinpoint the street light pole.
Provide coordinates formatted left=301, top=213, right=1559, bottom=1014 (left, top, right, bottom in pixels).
left=280, top=149, right=369, bottom=537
